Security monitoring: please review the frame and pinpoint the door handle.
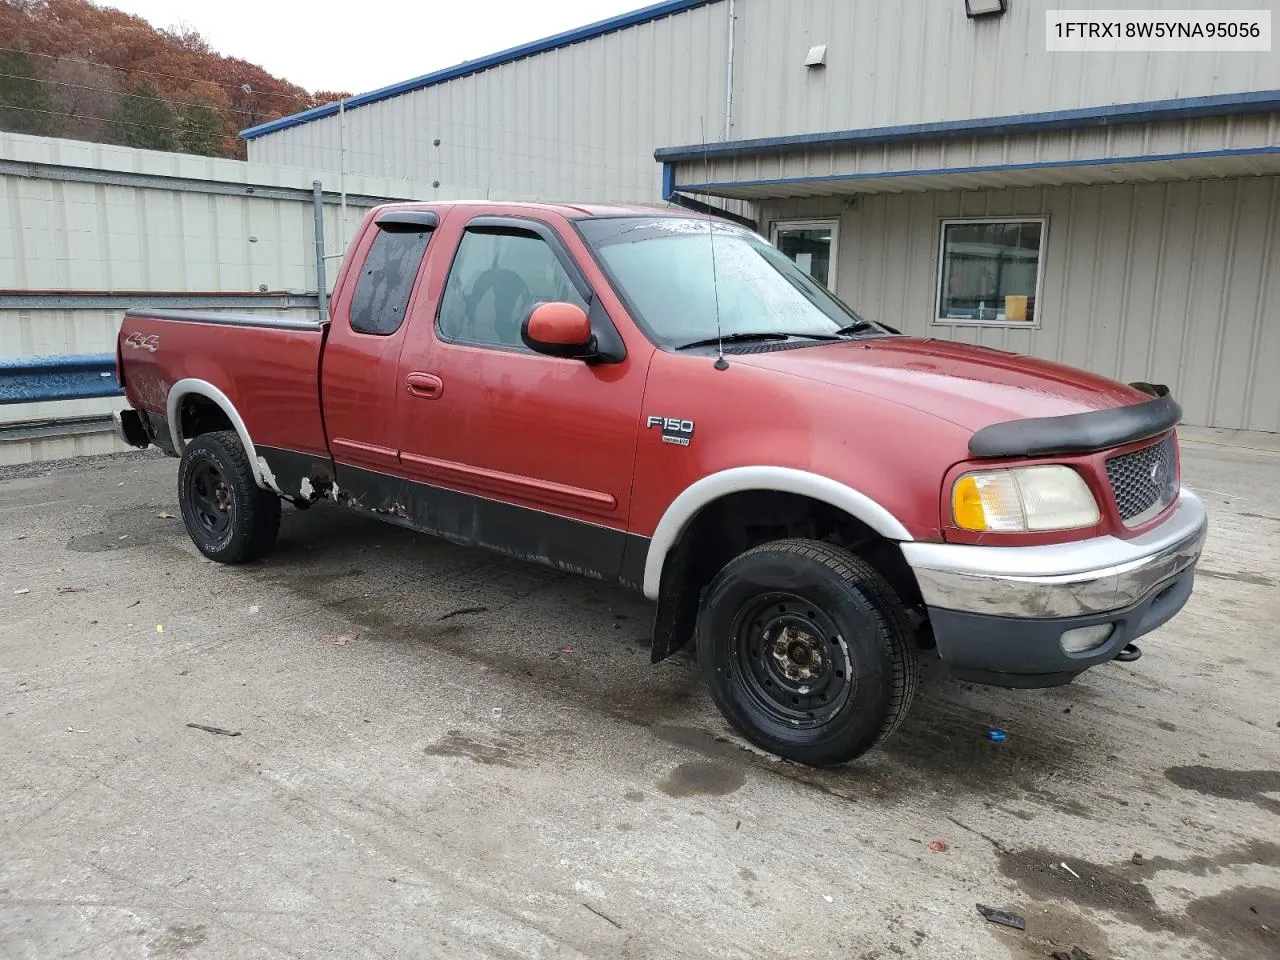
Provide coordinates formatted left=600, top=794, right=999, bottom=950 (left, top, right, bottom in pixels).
left=406, top=372, right=444, bottom=399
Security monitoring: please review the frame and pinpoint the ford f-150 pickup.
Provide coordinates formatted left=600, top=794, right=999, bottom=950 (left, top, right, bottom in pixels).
left=115, top=201, right=1207, bottom=766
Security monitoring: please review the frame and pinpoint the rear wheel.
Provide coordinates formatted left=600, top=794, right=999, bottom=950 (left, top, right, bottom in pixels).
left=177, top=430, right=280, bottom=563
left=697, top=539, right=918, bottom=766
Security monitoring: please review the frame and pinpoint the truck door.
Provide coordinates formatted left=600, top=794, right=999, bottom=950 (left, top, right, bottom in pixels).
left=394, top=212, right=650, bottom=583
left=320, top=211, right=437, bottom=476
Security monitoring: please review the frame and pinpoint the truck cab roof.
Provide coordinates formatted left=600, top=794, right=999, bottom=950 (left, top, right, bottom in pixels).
left=372, top=199, right=710, bottom=221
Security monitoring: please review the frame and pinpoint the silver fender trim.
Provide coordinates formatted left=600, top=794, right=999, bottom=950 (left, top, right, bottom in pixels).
left=641, top=466, right=914, bottom=600
left=166, top=378, right=279, bottom=493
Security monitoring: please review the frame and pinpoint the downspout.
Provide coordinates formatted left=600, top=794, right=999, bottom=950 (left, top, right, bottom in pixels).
left=724, top=0, right=736, bottom=139
left=661, top=0, right=753, bottom=230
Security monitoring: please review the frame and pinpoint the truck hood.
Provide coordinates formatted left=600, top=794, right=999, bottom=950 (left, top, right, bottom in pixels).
left=730, top=337, right=1149, bottom=432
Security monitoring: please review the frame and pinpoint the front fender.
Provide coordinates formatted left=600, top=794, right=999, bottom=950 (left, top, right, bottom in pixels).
left=640, top=466, right=914, bottom=600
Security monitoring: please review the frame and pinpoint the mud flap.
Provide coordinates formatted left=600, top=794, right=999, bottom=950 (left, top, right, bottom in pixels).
left=650, top=538, right=700, bottom=663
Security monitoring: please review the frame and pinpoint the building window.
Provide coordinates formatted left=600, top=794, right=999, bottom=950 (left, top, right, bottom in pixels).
left=771, top=219, right=839, bottom=290
left=935, top=218, right=1046, bottom=325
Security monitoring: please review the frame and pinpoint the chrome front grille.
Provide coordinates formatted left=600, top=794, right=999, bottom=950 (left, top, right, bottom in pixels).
left=1106, top=434, right=1178, bottom=525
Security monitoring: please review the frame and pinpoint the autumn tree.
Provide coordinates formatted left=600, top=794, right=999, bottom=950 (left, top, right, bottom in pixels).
left=178, top=99, right=226, bottom=154
left=310, top=91, right=351, bottom=108
left=0, top=50, right=52, bottom=135
left=0, top=0, right=342, bottom=158
left=116, top=82, right=175, bottom=151
left=45, top=58, right=122, bottom=142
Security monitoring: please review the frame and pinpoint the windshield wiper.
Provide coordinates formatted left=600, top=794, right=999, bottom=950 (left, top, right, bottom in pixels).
left=677, top=331, right=849, bottom=351
left=833, top=320, right=880, bottom=337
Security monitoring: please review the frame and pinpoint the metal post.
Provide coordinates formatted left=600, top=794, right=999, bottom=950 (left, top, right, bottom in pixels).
left=339, top=98, right=348, bottom=249
left=312, top=180, right=328, bottom=323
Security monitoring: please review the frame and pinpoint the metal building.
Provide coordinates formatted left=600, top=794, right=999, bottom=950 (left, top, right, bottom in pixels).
left=242, top=0, right=1280, bottom=433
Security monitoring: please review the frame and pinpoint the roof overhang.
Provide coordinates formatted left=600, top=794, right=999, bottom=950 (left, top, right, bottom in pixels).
left=659, top=91, right=1280, bottom=201
left=670, top=148, right=1280, bottom=200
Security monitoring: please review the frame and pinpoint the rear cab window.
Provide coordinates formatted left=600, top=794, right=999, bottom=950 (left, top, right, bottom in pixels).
left=349, top=224, right=434, bottom=336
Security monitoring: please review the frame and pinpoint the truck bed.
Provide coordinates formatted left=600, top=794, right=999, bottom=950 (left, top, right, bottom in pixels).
left=117, top=309, right=330, bottom=466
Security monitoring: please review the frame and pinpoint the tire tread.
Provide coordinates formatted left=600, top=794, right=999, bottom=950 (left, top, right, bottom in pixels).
left=699, top=537, right=919, bottom=763
left=178, top=430, right=280, bottom=564
left=701, top=537, right=921, bottom=762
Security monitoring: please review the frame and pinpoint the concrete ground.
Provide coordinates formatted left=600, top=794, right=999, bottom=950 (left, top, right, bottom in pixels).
left=1, top=440, right=1277, bottom=960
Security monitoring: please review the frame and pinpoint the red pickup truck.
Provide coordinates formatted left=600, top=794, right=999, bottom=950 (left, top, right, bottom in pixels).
left=115, top=201, right=1207, bottom=766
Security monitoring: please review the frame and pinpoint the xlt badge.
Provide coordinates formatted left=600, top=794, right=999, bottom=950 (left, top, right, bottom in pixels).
left=647, top=416, right=695, bottom=447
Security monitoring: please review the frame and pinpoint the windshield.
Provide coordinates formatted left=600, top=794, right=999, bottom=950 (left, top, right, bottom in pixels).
left=578, top=217, right=886, bottom=347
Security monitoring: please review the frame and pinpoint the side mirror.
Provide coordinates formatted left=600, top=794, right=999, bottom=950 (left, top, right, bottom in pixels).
left=521, top=302, right=597, bottom=359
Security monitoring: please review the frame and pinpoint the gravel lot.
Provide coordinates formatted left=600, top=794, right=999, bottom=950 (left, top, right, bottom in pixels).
left=1, top=438, right=1277, bottom=960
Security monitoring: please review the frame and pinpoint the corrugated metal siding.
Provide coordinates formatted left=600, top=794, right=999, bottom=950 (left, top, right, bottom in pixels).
left=3, top=177, right=338, bottom=292
left=759, top=175, right=1280, bottom=433
left=250, top=2, right=732, bottom=202
left=250, top=0, right=1279, bottom=204
left=730, top=0, right=1280, bottom=139
left=1, top=131, right=459, bottom=290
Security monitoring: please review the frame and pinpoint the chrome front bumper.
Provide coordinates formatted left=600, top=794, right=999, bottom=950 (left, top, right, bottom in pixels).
left=901, top=488, right=1208, bottom=619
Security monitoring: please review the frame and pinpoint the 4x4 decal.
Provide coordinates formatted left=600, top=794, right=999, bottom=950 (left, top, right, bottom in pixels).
left=123, top=332, right=160, bottom=352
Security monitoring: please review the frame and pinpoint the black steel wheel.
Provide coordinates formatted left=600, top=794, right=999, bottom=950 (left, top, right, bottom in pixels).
left=186, top=459, right=234, bottom=540
left=698, top=539, right=918, bottom=766
left=732, top=593, right=854, bottom=729
left=177, top=430, right=281, bottom=564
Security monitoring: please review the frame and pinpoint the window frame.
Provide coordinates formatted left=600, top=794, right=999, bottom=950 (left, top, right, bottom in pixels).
left=435, top=215, right=595, bottom=354
left=769, top=218, right=841, bottom=291
left=933, top=215, right=1048, bottom=329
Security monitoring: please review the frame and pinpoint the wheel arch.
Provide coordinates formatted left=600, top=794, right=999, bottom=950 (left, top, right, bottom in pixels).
left=642, top=467, right=914, bottom=601
left=166, top=379, right=279, bottom=493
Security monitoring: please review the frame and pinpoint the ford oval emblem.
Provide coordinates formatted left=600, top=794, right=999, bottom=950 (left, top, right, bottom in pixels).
left=1150, top=459, right=1166, bottom=487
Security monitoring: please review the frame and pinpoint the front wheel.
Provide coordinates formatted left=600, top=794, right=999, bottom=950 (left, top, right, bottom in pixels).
left=697, top=539, right=918, bottom=766
left=177, top=430, right=281, bottom=564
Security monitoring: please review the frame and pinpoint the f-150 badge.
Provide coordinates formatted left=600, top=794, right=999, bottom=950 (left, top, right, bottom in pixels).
left=647, top=416, right=695, bottom=447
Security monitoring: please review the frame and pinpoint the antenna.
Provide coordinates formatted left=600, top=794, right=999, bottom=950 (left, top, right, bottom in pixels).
left=701, top=117, right=729, bottom=371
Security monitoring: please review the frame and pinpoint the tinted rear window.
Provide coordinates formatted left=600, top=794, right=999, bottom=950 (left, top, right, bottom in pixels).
left=349, top=228, right=432, bottom=336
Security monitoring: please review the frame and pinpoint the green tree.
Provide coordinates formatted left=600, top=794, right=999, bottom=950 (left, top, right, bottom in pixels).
left=177, top=99, right=227, bottom=156
left=115, top=82, right=175, bottom=151
left=0, top=51, right=52, bottom=136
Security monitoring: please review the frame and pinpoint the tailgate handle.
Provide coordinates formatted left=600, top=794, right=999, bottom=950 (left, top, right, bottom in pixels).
left=406, top=372, right=444, bottom=399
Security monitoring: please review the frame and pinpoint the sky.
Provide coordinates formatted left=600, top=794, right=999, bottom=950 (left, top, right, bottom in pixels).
left=104, top=0, right=657, bottom=95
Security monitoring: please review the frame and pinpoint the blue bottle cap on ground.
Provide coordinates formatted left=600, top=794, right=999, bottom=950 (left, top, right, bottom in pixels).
left=986, top=728, right=1008, bottom=742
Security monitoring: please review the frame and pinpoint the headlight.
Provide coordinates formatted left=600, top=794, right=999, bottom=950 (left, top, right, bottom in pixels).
left=952, top=466, right=1100, bottom=532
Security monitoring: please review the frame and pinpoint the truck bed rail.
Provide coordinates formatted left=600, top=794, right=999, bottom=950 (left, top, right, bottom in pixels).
left=122, top=309, right=324, bottom=332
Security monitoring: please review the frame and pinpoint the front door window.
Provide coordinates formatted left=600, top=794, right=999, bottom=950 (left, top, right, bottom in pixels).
left=438, top=227, right=587, bottom=348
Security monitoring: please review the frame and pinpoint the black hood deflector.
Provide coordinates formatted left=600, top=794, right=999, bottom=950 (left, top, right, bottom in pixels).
left=968, top=387, right=1182, bottom=458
